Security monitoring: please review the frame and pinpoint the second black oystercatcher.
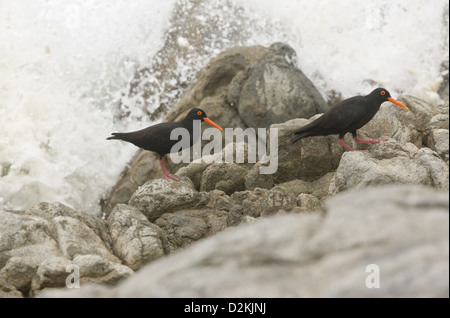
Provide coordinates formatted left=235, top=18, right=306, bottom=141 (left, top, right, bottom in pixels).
left=292, top=88, right=408, bottom=152
left=107, top=108, right=223, bottom=181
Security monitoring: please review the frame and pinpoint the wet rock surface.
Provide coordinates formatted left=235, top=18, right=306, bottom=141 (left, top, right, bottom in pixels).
left=38, top=185, right=449, bottom=298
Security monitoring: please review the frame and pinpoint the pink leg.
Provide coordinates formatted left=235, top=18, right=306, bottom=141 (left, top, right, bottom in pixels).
left=354, top=136, right=389, bottom=144
left=159, top=158, right=179, bottom=181
left=339, top=138, right=369, bottom=153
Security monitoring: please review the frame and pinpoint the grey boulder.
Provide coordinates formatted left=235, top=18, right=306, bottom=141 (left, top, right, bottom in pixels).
left=38, top=185, right=449, bottom=298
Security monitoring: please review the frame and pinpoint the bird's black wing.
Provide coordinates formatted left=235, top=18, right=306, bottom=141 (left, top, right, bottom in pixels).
left=293, top=96, right=367, bottom=142
left=107, top=121, right=183, bottom=157
left=322, top=96, right=368, bottom=131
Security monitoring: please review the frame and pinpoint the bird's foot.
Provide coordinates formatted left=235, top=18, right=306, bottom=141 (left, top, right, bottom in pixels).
left=164, top=174, right=180, bottom=181
left=354, top=137, right=389, bottom=144
left=339, top=138, right=370, bottom=152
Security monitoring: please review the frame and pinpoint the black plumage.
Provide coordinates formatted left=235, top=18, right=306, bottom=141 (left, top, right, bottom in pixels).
left=107, top=108, right=222, bottom=180
left=292, top=88, right=408, bottom=151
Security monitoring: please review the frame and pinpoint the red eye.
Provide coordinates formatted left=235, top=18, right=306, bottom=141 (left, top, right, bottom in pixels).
left=380, top=91, right=386, bottom=95
left=197, top=111, right=202, bottom=115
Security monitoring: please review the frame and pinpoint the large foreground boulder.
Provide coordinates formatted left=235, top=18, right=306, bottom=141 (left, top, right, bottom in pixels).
left=38, top=185, right=449, bottom=298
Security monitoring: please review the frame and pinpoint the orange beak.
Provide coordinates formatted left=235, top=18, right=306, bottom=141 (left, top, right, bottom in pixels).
left=388, top=97, right=408, bottom=109
left=203, top=117, right=223, bottom=130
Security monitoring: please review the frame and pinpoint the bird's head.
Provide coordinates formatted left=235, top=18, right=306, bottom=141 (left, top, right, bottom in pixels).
left=370, top=88, right=408, bottom=109
left=185, top=108, right=223, bottom=130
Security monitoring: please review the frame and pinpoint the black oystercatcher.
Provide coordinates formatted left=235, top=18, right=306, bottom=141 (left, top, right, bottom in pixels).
left=107, top=108, right=223, bottom=181
left=292, top=88, right=408, bottom=152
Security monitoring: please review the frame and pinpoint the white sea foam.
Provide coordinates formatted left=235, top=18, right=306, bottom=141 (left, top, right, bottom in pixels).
left=0, top=0, right=448, bottom=215
left=238, top=0, right=449, bottom=100
left=0, top=0, right=176, bottom=214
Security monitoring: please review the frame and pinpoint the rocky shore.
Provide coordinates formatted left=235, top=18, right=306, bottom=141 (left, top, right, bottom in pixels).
left=1, top=43, right=448, bottom=298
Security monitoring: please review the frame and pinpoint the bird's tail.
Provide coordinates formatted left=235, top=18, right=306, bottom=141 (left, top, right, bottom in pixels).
left=292, top=129, right=311, bottom=144
left=106, top=132, right=125, bottom=141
